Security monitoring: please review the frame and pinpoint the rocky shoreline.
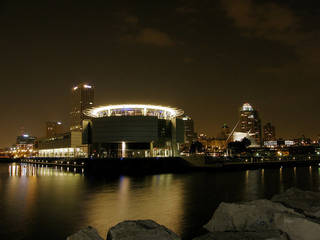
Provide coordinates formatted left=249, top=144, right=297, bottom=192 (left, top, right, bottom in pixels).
left=67, top=188, right=320, bottom=240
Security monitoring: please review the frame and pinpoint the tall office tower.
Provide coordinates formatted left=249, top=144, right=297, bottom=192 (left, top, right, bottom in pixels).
left=263, top=122, right=276, bottom=141
left=239, top=103, right=262, bottom=146
left=70, top=83, right=94, bottom=130
left=182, top=116, right=197, bottom=145
left=46, top=121, right=64, bottom=138
left=220, top=123, right=230, bottom=139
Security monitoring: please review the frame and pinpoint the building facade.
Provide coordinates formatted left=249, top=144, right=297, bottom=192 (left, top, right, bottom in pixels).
left=239, top=103, right=262, bottom=147
left=263, top=122, right=276, bottom=141
left=83, top=104, right=185, bottom=158
left=46, top=121, right=64, bottom=138
left=70, top=83, right=94, bottom=131
left=181, top=116, right=197, bottom=146
left=36, top=132, right=87, bottom=158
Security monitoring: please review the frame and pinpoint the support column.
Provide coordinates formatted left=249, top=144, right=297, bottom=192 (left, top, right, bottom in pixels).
left=150, top=141, right=154, bottom=157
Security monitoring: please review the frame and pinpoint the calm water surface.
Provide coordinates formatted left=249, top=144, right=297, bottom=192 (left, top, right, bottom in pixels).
left=1, top=163, right=320, bottom=240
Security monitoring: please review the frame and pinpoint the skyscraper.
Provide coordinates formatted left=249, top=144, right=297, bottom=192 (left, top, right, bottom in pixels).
left=220, top=123, right=230, bottom=139
left=263, top=122, right=276, bottom=141
left=46, top=121, right=64, bottom=138
left=239, top=103, right=262, bottom=146
left=70, top=83, right=94, bottom=130
left=182, top=116, right=197, bottom=145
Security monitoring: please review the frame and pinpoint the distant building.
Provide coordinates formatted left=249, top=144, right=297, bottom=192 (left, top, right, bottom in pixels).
left=263, top=122, right=276, bottom=141
left=46, top=121, right=64, bottom=138
left=239, top=103, right=262, bottom=147
left=70, top=83, right=94, bottom=131
left=16, top=134, right=36, bottom=145
left=181, top=116, right=197, bottom=145
left=12, top=134, right=36, bottom=158
left=217, top=123, right=230, bottom=140
left=37, top=132, right=87, bottom=158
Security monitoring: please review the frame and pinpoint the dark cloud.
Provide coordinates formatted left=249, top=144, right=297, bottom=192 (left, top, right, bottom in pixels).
left=221, top=0, right=320, bottom=72
left=135, top=28, right=175, bottom=46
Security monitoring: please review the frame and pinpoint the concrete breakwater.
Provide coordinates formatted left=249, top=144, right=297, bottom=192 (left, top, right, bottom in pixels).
left=67, top=188, right=320, bottom=240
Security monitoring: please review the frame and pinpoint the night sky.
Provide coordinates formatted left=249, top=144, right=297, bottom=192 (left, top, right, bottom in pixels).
left=1, top=0, right=320, bottom=147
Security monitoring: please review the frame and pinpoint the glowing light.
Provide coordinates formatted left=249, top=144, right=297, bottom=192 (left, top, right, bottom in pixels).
left=241, top=103, right=254, bottom=111
left=73, top=86, right=78, bottom=90
left=83, top=84, right=92, bottom=89
left=85, top=104, right=184, bottom=119
left=122, top=141, right=126, bottom=158
left=23, top=134, right=29, bottom=138
left=57, top=121, right=62, bottom=125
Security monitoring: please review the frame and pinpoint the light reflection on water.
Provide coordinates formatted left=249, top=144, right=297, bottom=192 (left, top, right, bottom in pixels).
left=1, top=163, right=320, bottom=240
left=8, top=163, right=84, bottom=177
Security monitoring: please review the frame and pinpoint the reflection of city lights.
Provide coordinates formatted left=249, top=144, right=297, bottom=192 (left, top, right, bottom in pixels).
left=8, top=164, right=84, bottom=177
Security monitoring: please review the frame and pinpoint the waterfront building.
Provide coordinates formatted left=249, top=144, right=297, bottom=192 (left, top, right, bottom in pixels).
left=181, top=116, right=197, bottom=145
left=239, top=103, right=262, bottom=147
left=263, top=122, right=276, bottom=141
left=83, top=104, right=185, bottom=158
left=36, top=132, right=87, bottom=158
left=70, top=83, right=94, bottom=131
left=46, top=121, right=64, bottom=138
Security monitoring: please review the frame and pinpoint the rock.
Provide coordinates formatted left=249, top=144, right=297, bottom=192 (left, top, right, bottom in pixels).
left=204, top=199, right=302, bottom=232
left=193, top=231, right=288, bottom=240
left=66, top=226, right=103, bottom=240
left=274, top=213, right=320, bottom=240
left=272, top=188, right=320, bottom=218
left=106, top=220, right=180, bottom=240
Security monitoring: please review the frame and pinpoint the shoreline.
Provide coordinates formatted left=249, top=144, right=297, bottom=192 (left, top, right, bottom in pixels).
left=67, top=188, right=320, bottom=240
left=2, top=156, right=320, bottom=175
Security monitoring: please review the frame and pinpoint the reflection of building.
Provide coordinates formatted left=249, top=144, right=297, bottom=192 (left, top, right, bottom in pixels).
left=70, top=83, right=94, bottom=131
left=263, top=122, right=276, bottom=141
left=182, top=116, right=196, bottom=145
left=239, top=103, right=262, bottom=147
left=46, top=121, right=64, bottom=138
left=37, top=132, right=87, bottom=158
left=83, top=104, right=185, bottom=158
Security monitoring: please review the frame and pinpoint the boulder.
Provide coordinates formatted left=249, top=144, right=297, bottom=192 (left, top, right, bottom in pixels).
left=106, top=220, right=180, bottom=240
left=204, top=199, right=302, bottom=232
left=193, top=231, right=288, bottom=240
left=272, top=188, right=320, bottom=218
left=66, top=226, right=103, bottom=240
left=274, top=213, right=320, bottom=240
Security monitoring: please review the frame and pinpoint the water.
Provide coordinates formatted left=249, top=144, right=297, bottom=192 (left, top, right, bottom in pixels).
left=1, top=163, right=320, bottom=240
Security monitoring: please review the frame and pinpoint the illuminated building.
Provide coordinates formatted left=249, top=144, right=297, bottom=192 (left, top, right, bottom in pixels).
left=263, top=122, right=276, bottom=141
left=11, top=134, right=37, bottom=158
left=46, top=121, right=64, bottom=138
left=36, top=132, right=87, bottom=158
left=239, top=103, right=262, bottom=147
left=83, top=104, right=185, bottom=157
left=70, top=83, right=94, bottom=131
left=181, top=116, right=196, bottom=145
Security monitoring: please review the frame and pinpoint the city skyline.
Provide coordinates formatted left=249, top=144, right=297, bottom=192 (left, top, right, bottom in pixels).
left=1, top=0, right=320, bottom=147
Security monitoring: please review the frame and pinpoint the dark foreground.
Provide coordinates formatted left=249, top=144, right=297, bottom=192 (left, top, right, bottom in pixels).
left=1, top=163, right=320, bottom=239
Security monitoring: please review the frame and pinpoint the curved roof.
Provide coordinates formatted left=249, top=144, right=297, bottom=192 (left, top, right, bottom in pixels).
left=84, top=104, right=184, bottom=119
